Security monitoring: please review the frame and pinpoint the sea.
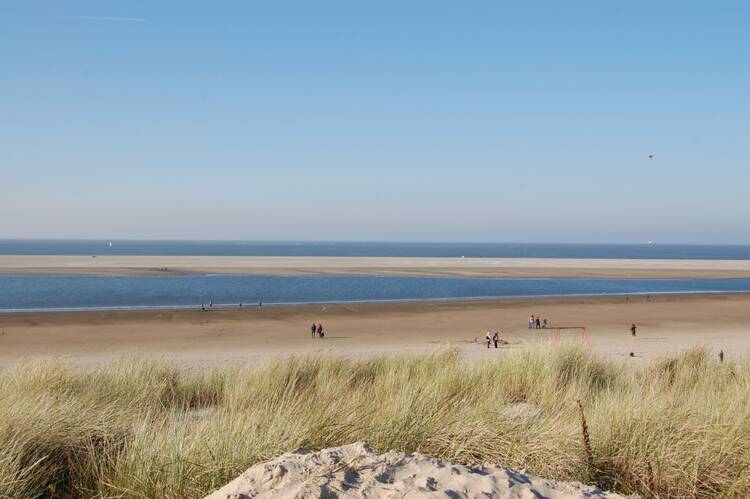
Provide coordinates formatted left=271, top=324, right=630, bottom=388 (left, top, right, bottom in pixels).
left=1, top=240, right=750, bottom=312
left=3, top=240, right=750, bottom=259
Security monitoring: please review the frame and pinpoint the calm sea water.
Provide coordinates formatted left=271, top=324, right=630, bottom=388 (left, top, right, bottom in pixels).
left=3, top=241, right=749, bottom=312
left=2, top=240, right=750, bottom=259
left=2, top=275, right=750, bottom=312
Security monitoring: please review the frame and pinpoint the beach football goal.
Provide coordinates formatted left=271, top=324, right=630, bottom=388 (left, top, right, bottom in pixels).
left=552, top=326, right=590, bottom=347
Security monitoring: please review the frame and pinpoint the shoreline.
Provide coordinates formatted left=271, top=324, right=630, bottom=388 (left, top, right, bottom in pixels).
left=2, top=289, right=750, bottom=315
left=3, top=255, right=750, bottom=278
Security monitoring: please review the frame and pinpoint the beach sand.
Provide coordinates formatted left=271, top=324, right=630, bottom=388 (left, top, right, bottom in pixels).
left=1, top=293, right=748, bottom=367
left=205, top=442, right=626, bottom=499
left=3, top=255, right=750, bottom=278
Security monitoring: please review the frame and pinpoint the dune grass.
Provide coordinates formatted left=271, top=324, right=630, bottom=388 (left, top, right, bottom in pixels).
left=1, top=345, right=748, bottom=498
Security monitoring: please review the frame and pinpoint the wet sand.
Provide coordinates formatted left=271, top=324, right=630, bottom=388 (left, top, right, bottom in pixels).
left=1, top=293, right=748, bottom=367
left=3, top=255, right=750, bottom=278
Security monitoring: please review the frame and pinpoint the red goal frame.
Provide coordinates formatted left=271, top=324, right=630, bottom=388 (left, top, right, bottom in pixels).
left=552, top=326, right=590, bottom=347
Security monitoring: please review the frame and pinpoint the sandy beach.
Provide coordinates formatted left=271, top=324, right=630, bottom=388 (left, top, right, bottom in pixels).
left=3, top=255, right=750, bottom=278
left=2, top=292, right=749, bottom=367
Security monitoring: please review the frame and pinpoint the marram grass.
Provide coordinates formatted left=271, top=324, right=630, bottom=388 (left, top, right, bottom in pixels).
left=0, top=345, right=748, bottom=498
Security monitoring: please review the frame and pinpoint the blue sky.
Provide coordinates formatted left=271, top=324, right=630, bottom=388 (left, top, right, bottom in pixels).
left=1, top=1, right=748, bottom=243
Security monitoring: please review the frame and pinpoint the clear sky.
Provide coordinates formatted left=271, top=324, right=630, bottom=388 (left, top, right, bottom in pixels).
left=1, top=1, right=748, bottom=243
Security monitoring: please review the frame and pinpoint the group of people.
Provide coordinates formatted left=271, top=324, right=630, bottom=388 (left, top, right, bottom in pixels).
left=310, top=322, right=325, bottom=338
left=528, top=315, right=548, bottom=329
left=485, top=330, right=502, bottom=348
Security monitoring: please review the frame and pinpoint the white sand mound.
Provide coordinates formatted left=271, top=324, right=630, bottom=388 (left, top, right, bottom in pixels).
left=205, top=442, right=631, bottom=499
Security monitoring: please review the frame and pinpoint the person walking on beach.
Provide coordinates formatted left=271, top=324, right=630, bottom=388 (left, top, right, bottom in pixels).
left=486, top=332, right=492, bottom=348
left=630, top=323, right=637, bottom=337
left=535, top=317, right=541, bottom=329
left=542, top=318, right=548, bottom=329
left=317, top=323, right=323, bottom=337
left=311, top=323, right=317, bottom=338
left=492, top=331, right=499, bottom=349
left=528, top=315, right=534, bottom=329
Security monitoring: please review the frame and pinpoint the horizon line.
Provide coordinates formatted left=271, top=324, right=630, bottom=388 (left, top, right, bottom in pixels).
left=0, top=238, right=748, bottom=247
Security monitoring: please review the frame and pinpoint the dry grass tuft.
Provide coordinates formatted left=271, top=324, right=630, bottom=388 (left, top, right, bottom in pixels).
left=0, top=345, right=748, bottom=498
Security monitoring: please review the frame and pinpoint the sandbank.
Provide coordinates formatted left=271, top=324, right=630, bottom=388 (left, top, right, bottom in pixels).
left=2, top=255, right=750, bottom=278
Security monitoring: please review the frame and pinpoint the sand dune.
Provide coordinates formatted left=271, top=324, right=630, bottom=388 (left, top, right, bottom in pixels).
left=204, top=442, right=627, bottom=498
left=2, top=255, right=750, bottom=278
